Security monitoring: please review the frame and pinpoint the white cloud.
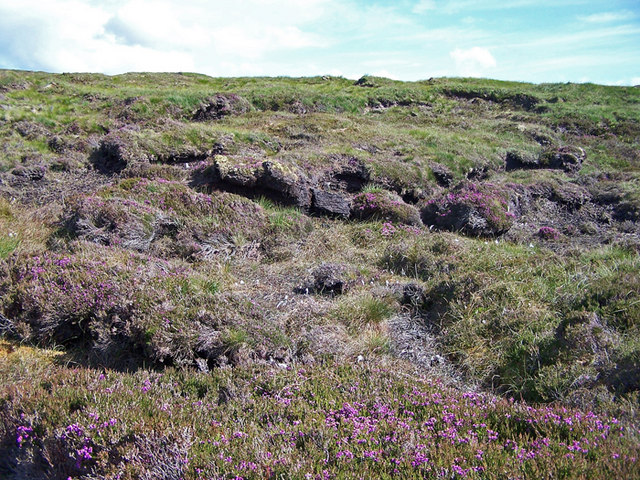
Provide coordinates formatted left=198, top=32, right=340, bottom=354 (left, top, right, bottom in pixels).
left=523, top=53, right=635, bottom=72
left=413, top=0, right=436, bottom=14
left=104, top=1, right=210, bottom=49
left=0, top=0, right=636, bottom=84
left=211, top=25, right=323, bottom=59
left=450, top=46, right=496, bottom=77
left=0, top=0, right=331, bottom=74
left=579, top=11, right=635, bottom=23
left=632, top=77, right=640, bottom=85
left=435, top=0, right=589, bottom=14
left=371, top=69, right=400, bottom=80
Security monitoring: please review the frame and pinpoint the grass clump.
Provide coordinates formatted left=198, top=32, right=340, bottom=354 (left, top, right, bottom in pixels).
left=331, top=291, right=397, bottom=333
left=0, top=236, right=19, bottom=259
left=380, top=234, right=640, bottom=408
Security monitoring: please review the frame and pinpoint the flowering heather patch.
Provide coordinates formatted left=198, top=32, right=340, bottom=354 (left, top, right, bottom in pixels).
left=1, top=359, right=637, bottom=479
left=352, top=191, right=421, bottom=225
left=0, top=246, right=272, bottom=368
left=381, top=221, right=397, bottom=236
left=538, top=226, right=560, bottom=240
left=421, top=183, right=515, bottom=236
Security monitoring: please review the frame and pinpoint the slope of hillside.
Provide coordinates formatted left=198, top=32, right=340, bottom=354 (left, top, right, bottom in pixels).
left=0, top=70, right=639, bottom=478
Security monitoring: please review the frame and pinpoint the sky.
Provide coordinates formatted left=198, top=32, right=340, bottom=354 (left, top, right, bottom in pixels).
left=0, top=0, right=639, bottom=85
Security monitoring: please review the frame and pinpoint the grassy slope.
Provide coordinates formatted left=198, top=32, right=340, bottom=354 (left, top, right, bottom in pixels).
left=0, top=70, right=639, bottom=479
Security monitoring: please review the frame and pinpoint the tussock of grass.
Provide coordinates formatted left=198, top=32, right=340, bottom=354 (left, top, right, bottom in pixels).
left=331, top=291, right=397, bottom=333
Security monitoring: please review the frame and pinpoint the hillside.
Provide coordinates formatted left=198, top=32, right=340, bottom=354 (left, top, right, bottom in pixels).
left=0, top=70, right=639, bottom=479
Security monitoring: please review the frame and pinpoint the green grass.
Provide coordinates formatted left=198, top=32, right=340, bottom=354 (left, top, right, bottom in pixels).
left=0, top=235, right=19, bottom=259
left=331, top=291, right=396, bottom=333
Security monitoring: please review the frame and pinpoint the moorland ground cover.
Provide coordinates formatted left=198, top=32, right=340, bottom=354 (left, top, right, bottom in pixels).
left=0, top=70, right=639, bottom=478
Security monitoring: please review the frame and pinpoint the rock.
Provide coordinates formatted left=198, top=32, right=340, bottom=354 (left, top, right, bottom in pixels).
left=295, top=263, right=347, bottom=296
left=327, top=157, right=371, bottom=192
left=540, top=146, right=585, bottom=172
left=311, top=189, right=351, bottom=217
left=431, top=163, right=453, bottom=187
left=505, top=150, right=539, bottom=171
left=207, top=156, right=313, bottom=209
left=192, top=94, right=251, bottom=121
left=262, top=161, right=312, bottom=209
left=215, top=155, right=260, bottom=188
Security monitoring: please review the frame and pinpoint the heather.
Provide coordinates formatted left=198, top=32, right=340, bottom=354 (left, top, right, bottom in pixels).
left=0, top=245, right=283, bottom=368
left=1, top=345, right=638, bottom=479
left=1, top=70, right=639, bottom=478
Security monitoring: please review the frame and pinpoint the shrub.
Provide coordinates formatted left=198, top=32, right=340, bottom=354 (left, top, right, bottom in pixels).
left=352, top=190, right=421, bottom=225
left=537, top=226, right=560, bottom=240
left=0, top=247, right=258, bottom=368
left=421, top=183, right=516, bottom=236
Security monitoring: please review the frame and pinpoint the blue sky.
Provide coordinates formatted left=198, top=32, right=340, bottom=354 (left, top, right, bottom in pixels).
left=0, top=0, right=638, bottom=84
